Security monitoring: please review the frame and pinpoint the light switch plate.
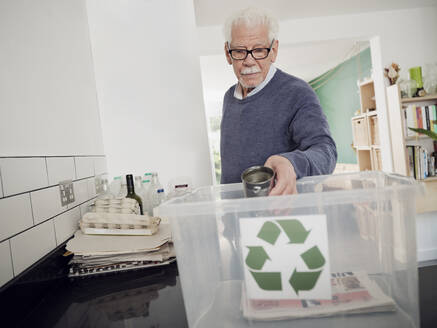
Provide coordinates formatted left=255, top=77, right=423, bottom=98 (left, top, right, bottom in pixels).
left=59, top=180, right=75, bottom=207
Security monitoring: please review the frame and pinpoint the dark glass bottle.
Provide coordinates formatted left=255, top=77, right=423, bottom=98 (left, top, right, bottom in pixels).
left=126, top=174, right=144, bottom=215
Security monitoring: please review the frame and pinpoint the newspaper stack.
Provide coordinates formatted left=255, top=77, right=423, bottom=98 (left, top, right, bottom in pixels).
left=242, top=271, right=396, bottom=321
left=66, top=223, right=175, bottom=277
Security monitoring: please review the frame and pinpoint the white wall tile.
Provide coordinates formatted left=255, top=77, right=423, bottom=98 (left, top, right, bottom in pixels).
left=0, top=174, right=3, bottom=198
left=94, top=157, right=107, bottom=175
left=0, top=158, right=48, bottom=196
left=31, top=186, right=67, bottom=225
left=0, top=194, right=33, bottom=241
left=46, top=157, right=76, bottom=186
left=87, top=177, right=97, bottom=199
left=0, top=240, right=14, bottom=287
left=10, top=220, right=56, bottom=276
left=68, top=179, right=89, bottom=208
left=74, top=157, right=94, bottom=180
left=54, top=207, right=81, bottom=245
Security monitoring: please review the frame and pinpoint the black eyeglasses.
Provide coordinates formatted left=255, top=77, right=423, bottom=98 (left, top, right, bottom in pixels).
left=227, top=39, right=275, bottom=60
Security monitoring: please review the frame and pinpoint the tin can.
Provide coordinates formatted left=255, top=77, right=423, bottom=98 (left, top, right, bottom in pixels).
left=241, top=166, right=275, bottom=198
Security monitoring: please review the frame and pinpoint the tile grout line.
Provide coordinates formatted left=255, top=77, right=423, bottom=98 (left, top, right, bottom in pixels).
left=0, top=176, right=98, bottom=201
left=0, top=198, right=93, bottom=245
left=0, top=155, right=106, bottom=159
left=52, top=218, right=58, bottom=246
left=44, top=157, right=50, bottom=186
left=29, top=192, right=35, bottom=225
left=73, top=157, right=78, bottom=180
left=0, top=166, right=4, bottom=199
left=8, top=239, right=15, bottom=277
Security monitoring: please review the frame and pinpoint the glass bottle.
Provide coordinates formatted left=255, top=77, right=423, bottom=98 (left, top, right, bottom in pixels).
left=126, top=174, right=144, bottom=215
left=118, top=179, right=128, bottom=198
left=109, top=176, right=122, bottom=197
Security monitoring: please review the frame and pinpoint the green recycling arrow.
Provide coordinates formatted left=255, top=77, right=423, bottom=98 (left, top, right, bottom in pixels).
left=245, top=246, right=270, bottom=270
left=257, top=221, right=281, bottom=245
left=250, top=271, right=282, bottom=290
left=301, top=245, right=326, bottom=270
left=289, top=269, right=322, bottom=295
left=277, top=219, right=310, bottom=244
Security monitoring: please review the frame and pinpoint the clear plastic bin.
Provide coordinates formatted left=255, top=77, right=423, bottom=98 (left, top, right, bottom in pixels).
left=156, top=171, right=422, bottom=328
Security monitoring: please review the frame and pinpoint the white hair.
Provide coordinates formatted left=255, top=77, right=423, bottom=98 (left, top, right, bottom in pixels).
left=223, top=7, right=279, bottom=44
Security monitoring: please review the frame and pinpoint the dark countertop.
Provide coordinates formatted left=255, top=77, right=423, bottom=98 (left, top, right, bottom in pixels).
left=1, top=245, right=436, bottom=328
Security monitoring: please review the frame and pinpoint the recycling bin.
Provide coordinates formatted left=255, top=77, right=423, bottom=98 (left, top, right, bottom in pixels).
left=156, top=171, right=422, bottom=328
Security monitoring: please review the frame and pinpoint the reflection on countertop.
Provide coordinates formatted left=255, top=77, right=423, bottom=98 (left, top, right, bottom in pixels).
left=0, top=245, right=188, bottom=328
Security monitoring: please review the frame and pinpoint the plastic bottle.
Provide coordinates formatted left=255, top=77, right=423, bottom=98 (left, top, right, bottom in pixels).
left=142, top=178, right=151, bottom=215
left=135, top=176, right=146, bottom=209
left=109, top=176, right=122, bottom=197
left=148, top=172, right=165, bottom=216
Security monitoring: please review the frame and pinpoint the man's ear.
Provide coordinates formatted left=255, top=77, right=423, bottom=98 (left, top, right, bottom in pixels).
left=270, top=39, right=279, bottom=63
left=224, top=42, right=232, bottom=65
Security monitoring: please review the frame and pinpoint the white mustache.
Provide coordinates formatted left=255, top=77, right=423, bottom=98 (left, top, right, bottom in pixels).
left=241, top=66, right=261, bottom=75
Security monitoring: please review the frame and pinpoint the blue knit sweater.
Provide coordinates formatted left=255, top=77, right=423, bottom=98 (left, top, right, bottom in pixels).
left=220, top=69, right=337, bottom=184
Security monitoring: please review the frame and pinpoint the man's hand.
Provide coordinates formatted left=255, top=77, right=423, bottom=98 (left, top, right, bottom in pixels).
left=264, top=155, right=297, bottom=195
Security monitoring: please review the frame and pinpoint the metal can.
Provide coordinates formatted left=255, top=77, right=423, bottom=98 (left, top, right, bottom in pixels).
left=241, top=166, right=275, bottom=198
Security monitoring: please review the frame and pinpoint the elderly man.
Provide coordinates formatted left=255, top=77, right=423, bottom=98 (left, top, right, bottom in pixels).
left=220, top=8, right=337, bottom=194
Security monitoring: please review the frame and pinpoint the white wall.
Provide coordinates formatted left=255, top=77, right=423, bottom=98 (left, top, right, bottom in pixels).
left=86, top=0, right=213, bottom=189
left=0, top=0, right=106, bottom=287
left=0, top=0, right=104, bottom=156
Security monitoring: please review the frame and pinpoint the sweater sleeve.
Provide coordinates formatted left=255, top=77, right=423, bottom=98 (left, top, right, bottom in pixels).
left=279, top=85, right=337, bottom=179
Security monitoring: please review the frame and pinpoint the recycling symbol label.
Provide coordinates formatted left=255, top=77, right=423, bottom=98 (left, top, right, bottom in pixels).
left=240, top=215, right=332, bottom=300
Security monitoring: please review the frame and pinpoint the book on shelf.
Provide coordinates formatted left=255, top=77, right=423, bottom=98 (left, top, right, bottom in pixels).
left=404, top=103, right=437, bottom=137
left=407, top=145, right=436, bottom=180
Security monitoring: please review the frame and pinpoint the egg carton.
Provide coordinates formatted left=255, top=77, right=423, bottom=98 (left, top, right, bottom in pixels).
left=79, top=212, right=161, bottom=236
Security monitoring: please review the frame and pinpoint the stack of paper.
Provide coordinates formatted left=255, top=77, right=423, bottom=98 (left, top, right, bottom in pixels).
left=66, top=224, right=175, bottom=277
left=242, top=271, right=396, bottom=321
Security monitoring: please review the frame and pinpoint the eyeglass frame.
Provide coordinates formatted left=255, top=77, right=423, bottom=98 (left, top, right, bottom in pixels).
left=227, top=39, right=275, bottom=61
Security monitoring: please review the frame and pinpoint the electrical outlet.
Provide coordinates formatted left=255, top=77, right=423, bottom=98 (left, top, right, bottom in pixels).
left=59, top=180, right=75, bottom=206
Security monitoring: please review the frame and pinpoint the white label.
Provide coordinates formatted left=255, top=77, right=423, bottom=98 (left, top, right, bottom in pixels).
left=240, top=215, right=332, bottom=300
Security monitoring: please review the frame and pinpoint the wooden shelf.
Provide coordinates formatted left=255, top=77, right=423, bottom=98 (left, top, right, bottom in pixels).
left=405, top=135, right=432, bottom=141
left=351, top=79, right=379, bottom=172
left=353, top=146, right=371, bottom=150
left=387, top=84, right=437, bottom=213
left=358, top=79, right=374, bottom=87
left=401, top=94, right=437, bottom=103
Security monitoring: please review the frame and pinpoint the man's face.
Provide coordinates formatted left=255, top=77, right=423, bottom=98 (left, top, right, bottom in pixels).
left=225, top=23, right=278, bottom=89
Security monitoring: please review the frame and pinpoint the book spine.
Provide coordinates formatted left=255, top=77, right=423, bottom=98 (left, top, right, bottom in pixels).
left=432, top=104, right=437, bottom=132
left=406, top=105, right=415, bottom=137
left=407, top=146, right=415, bottom=178
left=417, top=106, right=423, bottom=129
left=421, top=106, right=427, bottom=131
left=425, top=106, right=430, bottom=131
left=415, top=146, right=420, bottom=179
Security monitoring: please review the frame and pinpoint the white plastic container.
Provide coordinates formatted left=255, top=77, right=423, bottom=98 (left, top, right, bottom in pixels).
left=156, top=172, right=422, bottom=328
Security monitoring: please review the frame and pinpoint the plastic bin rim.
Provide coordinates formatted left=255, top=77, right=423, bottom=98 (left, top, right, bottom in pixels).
left=156, top=177, right=424, bottom=218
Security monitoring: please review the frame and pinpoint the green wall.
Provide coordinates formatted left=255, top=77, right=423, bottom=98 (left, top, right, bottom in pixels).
left=310, top=48, right=372, bottom=164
